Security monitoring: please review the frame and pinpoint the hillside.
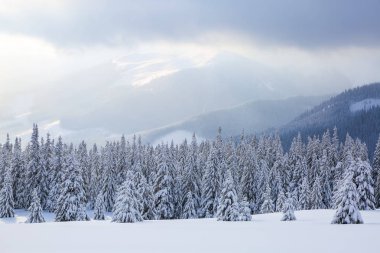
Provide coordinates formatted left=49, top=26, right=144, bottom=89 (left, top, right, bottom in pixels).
left=1, top=209, right=379, bottom=253
left=139, top=95, right=327, bottom=144
left=281, top=83, right=380, bottom=156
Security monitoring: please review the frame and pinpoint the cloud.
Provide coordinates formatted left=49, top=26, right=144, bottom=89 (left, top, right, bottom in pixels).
left=0, top=0, right=379, bottom=49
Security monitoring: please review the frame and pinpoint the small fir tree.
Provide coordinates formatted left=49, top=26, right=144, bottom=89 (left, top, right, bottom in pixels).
left=260, top=181, right=274, bottom=213
left=0, top=168, right=14, bottom=218
left=281, top=196, right=296, bottom=221
left=112, top=171, right=143, bottom=223
left=26, top=188, right=45, bottom=223
left=332, top=171, right=363, bottom=224
left=93, top=192, right=106, bottom=220
left=216, top=170, right=240, bottom=221
left=239, top=198, right=252, bottom=221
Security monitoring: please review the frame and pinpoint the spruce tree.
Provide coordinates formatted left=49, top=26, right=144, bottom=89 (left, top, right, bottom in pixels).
left=201, top=146, right=221, bottom=218
left=26, top=124, right=41, bottom=206
left=239, top=198, right=252, bottom=221
left=281, top=196, right=296, bottom=221
left=276, top=188, right=286, bottom=212
left=260, top=181, right=274, bottom=213
left=332, top=171, right=363, bottom=224
left=26, top=188, right=45, bottom=223
left=354, top=160, right=376, bottom=210
left=373, top=135, right=380, bottom=207
left=112, top=171, right=143, bottom=223
left=93, top=192, right=106, bottom=220
left=181, top=191, right=197, bottom=219
left=310, top=175, right=324, bottom=209
left=298, top=177, right=310, bottom=210
left=55, top=146, right=88, bottom=222
left=216, top=170, right=240, bottom=221
left=0, top=168, right=14, bottom=218
left=153, top=145, right=175, bottom=219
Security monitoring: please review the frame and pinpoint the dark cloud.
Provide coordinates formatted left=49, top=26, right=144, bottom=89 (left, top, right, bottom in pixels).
left=0, top=0, right=379, bottom=48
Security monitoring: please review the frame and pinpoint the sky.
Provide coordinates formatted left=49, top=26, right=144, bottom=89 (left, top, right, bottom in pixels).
left=0, top=0, right=380, bottom=144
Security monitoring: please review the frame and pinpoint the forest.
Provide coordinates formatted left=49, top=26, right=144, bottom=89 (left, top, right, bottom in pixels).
left=0, top=124, right=379, bottom=224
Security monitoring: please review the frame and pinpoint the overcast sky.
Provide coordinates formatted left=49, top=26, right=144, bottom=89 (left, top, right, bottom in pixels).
left=0, top=0, right=380, bottom=143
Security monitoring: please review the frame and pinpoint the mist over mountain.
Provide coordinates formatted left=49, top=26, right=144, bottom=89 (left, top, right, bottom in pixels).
left=140, top=95, right=328, bottom=144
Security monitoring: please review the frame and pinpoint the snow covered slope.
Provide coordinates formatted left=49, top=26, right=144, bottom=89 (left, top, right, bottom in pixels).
left=1, top=209, right=379, bottom=253
left=350, top=98, right=380, bottom=113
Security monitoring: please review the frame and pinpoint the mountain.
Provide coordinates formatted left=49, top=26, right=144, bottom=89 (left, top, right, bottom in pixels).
left=280, top=82, right=380, bottom=158
left=138, top=95, right=328, bottom=144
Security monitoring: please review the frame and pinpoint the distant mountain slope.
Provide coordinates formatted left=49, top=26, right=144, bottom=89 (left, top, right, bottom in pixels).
left=139, top=95, right=327, bottom=144
left=281, top=82, right=380, bottom=157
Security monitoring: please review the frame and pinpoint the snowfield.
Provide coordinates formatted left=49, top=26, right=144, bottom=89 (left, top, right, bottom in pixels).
left=1, top=209, right=379, bottom=253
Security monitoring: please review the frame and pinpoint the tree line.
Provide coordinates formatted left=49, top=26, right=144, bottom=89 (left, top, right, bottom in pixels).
left=0, top=124, right=379, bottom=223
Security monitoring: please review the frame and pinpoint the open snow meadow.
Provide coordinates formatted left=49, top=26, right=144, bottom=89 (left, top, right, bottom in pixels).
left=1, top=209, right=379, bottom=253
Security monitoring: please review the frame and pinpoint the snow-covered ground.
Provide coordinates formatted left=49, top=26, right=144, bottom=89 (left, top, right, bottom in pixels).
left=1, top=209, right=379, bottom=253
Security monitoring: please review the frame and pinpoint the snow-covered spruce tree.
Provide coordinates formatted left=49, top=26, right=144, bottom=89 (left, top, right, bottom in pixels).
left=181, top=133, right=201, bottom=219
left=102, top=142, right=117, bottom=212
left=93, top=192, right=106, bottom=220
left=46, top=136, right=64, bottom=212
left=0, top=134, right=12, bottom=190
left=332, top=171, right=363, bottom=224
left=55, top=145, right=88, bottom=222
left=26, top=124, right=41, bottom=207
left=201, top=145, right=221, bottom=218
left=373, top=135, right=380, bottom=207
left=354, top=160, right=376, bottom=210
left=40, top=134, right=53, bottom=210
left=112, top=171, right=143, bottom=223
left=239, top=198, right=252, bottom=221
left=276, top=188, right=286, bottom=212
left=134, top=161, right=156, bottom=220
left=12, top=137, right=26, bottom=209
left=153, top=145, right=175, bottom=220
left=310, top=175, right=324, bottom=209
left=260, top=181, right=274, bottom=214
left=298, top=177, right=310, bottom=210
left=281, top=196, right=296, bottom=221
left=0, top=168, right=14, bottom=218
left=26, top=188, right=45, bottom=223
left=182, top=191, right=197, bottom=219
left=216, top=170, right=240, bottom=221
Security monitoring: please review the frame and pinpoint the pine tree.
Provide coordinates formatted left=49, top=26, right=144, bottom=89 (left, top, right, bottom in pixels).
left=239, top=198, right=252, bottom=221
left=281, top=196, right=296, bottom=221
left=201, top=146, right=221, bottom=218
left=153, top=145, right=175, bottom=219
left=276, top=188, right=286, bottom=212
left=181, top=191, right=197, bottom=219
left=112, top=171, right=143, bottom=223
left=46, top=136, right=64, bottom=212
left=26, top=188, right=45, bottom=223
left=134, top=162, right=156, bottom=220
left=310, top=175, right=324, bottom=209
left=55, top=146, right=88, bottom=222
left=373, top=135, right=380, bottom=207
left=332, top=171, right=363, bottom=224
left=12, top=137, right=26, bottom=209
left=93, top=192, right=105, bottom=220
left=354, top=160, right=376, bottom=210
left=216, top=170, right=240, bottom=221
left=0, top=168, right=14, bottom=218
left=298, top=177, right=310, bottom=210
left=102, top=142, right=117, bottom=212
left=26, top=124, right=41, bottom=206
left=260, top=181, right=274, bottom=213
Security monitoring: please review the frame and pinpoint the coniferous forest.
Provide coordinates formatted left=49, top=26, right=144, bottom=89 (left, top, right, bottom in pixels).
left=0, top=124, right=379, bottom=224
